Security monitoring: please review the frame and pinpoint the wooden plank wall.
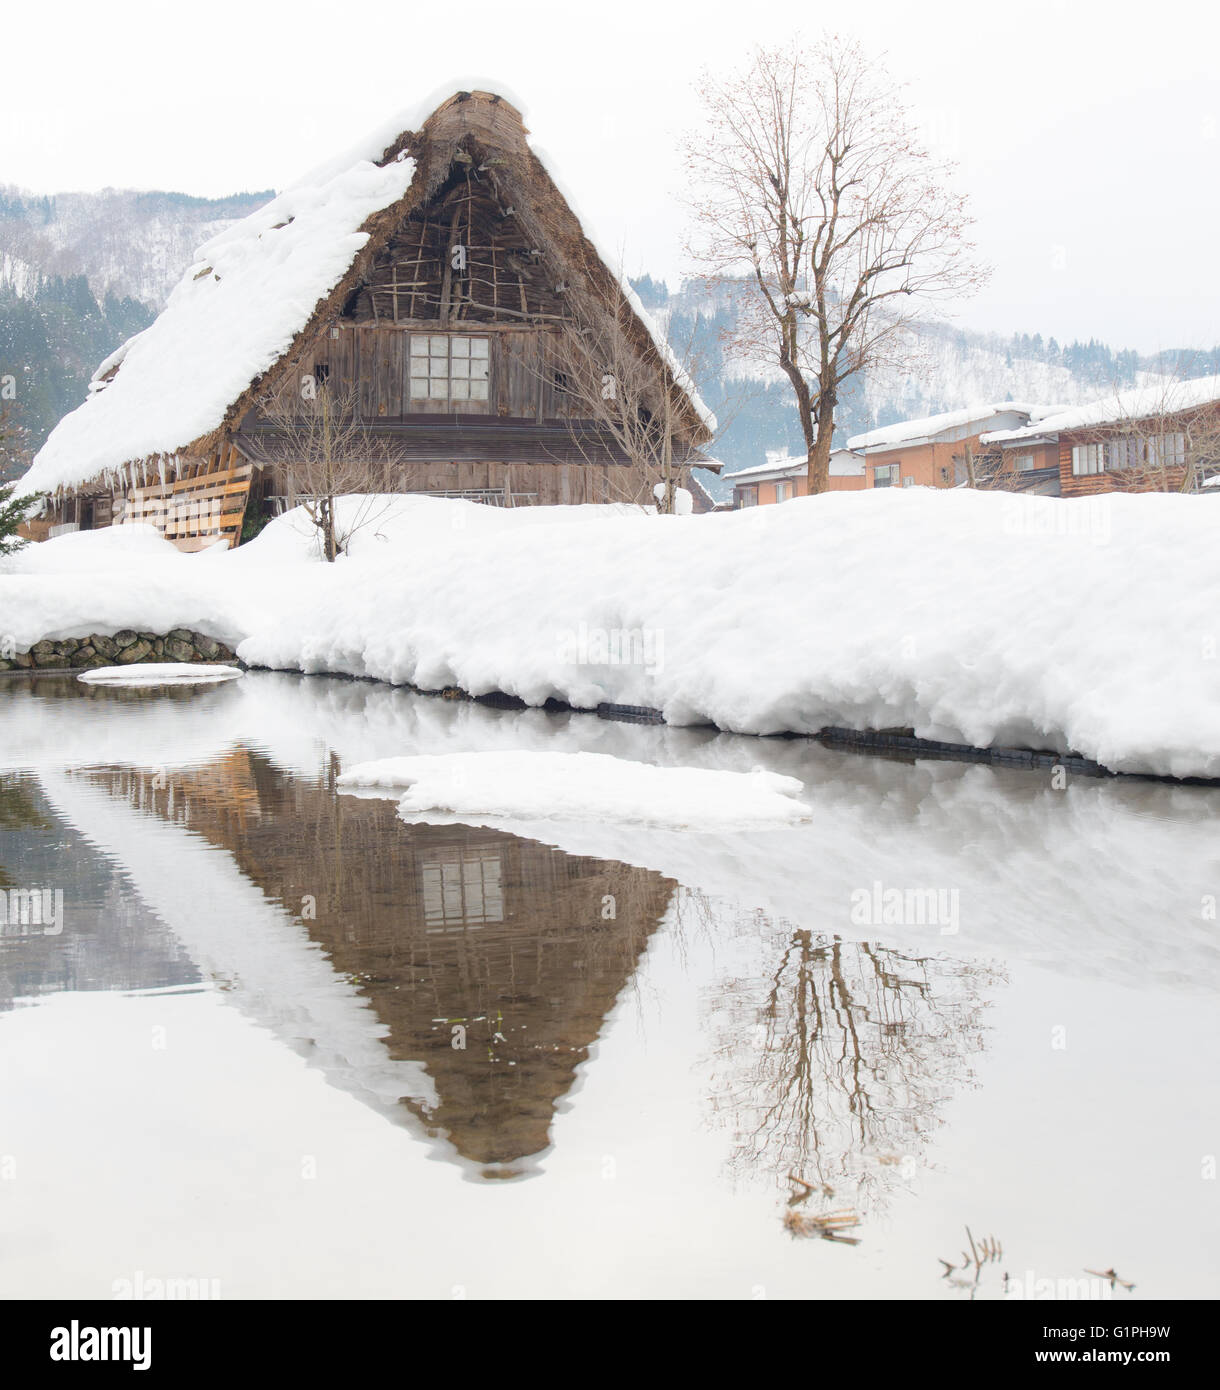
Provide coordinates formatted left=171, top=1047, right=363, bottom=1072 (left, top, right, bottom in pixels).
left=291, top=323, right=573, bottom=423
left=401, top=459, right=624, bottom=504
left=120, top=445, right=251, bottom=551
left=1057, top=437, right=1189, bottom=497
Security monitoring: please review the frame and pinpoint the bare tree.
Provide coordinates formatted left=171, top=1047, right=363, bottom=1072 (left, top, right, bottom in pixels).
left=543, top=262, right=711, bottom=515
left=952, top=439, right=1008, bottom=490
left=685, top=36, right=988, bottom=495
left=257, top=380, right=405, bottom=560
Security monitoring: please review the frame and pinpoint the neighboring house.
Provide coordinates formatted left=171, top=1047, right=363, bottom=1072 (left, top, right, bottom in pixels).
left=981, top=375, right=1220, bottom=497
left=847, top=403, right=1056, bottom=491
left=18, top=90, right=716, bottom=551
left=684, top=470, right=721, bottom=514
left=968, top=427, right=1064, bottom=494
left=724, top=448, right=865, bottom=507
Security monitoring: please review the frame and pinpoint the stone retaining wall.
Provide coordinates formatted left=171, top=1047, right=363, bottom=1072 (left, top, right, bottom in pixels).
left=0, top=629, right=238, bottom=671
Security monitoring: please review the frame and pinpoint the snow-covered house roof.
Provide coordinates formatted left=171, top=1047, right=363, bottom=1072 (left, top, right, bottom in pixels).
left=847, top=403, right=1052, bottom=453
left=20, top=90, right=715, bottom=500
left=724, top=449, right=864, bottom=484
left=981, top=375, right=1220, bottom=444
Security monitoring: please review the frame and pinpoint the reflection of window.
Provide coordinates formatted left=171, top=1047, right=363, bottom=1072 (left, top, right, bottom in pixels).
left=873, top=463, right=900, bottom=487
left=422, top=850, right=503, bottom=931
left=409, top=335, right=489, bottom=403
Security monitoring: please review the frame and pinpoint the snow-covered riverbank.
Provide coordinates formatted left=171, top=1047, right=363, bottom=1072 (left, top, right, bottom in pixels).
left=3, top=489, right=1218, bottom=777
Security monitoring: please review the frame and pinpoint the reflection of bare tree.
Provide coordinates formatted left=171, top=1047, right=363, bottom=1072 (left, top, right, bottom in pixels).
left=705, top=921, right=1004, bottom=1219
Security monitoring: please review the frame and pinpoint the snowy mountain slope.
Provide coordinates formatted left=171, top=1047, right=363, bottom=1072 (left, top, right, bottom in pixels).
left=0, top=187, right=273, bottom=307
left=0, top=188, right=273, bottom=463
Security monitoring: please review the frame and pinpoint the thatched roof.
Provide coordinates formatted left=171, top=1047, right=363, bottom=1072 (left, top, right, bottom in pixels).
left=20, top=90, right=715, bottom=499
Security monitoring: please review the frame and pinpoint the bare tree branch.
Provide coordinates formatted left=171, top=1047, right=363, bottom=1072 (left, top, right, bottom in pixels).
left=684, top=36, right=988, bottom=494
left=256, top=378, right=408, bottom=560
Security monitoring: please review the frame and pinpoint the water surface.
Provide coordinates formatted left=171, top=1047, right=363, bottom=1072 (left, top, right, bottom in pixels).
left=1, top=673, right=1216, bottom=1298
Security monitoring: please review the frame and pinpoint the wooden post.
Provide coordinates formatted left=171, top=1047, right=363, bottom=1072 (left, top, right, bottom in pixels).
left=439, top=204, right=461, bottom=326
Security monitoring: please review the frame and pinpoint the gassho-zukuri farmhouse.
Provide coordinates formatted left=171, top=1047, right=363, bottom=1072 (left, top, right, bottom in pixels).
left=17, top=89, right=718, bottom=550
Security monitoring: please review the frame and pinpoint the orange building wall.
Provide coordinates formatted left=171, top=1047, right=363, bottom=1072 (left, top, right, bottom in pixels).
left=997, top=440, right=1060, bottom=479
left=741, top=471, right=865, bottom=505
left=863, top=433, right=988, bottom=489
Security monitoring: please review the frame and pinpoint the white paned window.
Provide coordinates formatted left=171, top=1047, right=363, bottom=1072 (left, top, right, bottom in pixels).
left=1106, top=436, right=1139, bottom=472
left=409, top=334, right=490, bottom=403
left=1072, top=443, right=1105, bottom=476
left=873, top=463, right=900, bottom=488
left=1015, top=453, right=1036, bottom=472
left=1148, top=432, right=1186, bottom=469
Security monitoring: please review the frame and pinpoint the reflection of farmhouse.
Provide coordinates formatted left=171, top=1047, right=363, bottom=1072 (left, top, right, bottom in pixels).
left=79, top=751, right=676, bottom=1168
left=20, top=91, right=717, bottom=548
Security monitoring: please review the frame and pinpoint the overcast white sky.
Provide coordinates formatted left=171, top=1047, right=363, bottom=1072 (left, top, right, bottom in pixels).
left=4, top=0, right=1217, bottom=354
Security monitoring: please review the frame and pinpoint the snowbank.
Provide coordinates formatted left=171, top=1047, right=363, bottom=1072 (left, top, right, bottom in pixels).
left=5, top=489, right=1220, bottom=778
left=337, top=750, right=811, bottom=829
left=7, top=523, right=185, bottom=573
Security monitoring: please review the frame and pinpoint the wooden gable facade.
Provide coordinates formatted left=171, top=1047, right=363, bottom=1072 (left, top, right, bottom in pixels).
left=35, top=92, right=714, bottom=551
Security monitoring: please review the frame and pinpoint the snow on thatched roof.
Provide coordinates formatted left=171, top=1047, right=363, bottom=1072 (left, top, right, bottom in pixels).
left=21, top=86, right=714, bottom=499
left=22, top=157, right=417, bottom=497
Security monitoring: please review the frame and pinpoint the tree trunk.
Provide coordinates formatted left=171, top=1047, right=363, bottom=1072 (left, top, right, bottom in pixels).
left=322, top=496, right=337, bottom=562
left=806, top=407, right=836, bottom=495
left=779, top=350, right=818, bottom=492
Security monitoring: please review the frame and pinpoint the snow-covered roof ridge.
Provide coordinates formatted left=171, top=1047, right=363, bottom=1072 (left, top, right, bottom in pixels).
left=980, top=375, right=1220, bottom=443
left=847, top=402, right=1049, bottom=452
left=616, top=275, right=716, bottom=436
left=723, top=449, right=863, bottom=481
left=20, top=86, right=714, bottom=500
